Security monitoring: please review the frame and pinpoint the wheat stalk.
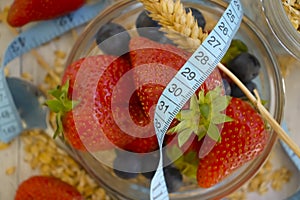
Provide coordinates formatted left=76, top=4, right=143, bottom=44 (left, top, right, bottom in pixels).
left=138, top=0, right=207, bottom=51
left=138, top=0, right=300, bottom=157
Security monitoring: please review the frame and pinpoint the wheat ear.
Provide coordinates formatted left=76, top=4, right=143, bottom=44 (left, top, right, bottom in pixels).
left=138, top=0, right=207, bottom=51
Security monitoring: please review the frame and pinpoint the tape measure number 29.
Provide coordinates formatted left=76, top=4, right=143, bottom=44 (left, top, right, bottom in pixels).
left=150, top=0, right=243, bottom=199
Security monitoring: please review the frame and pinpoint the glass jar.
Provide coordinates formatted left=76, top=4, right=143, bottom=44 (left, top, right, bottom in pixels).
left=64, top=0, right=285, bottom=199
left=262, top=0, right=300, bottom=60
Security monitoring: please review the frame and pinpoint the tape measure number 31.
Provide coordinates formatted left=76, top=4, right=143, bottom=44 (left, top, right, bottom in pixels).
left=150, top=0, right=243, bottom=199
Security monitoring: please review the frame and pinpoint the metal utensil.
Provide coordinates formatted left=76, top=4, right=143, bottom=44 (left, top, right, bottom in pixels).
left=6, top=77, right=49, bottom=130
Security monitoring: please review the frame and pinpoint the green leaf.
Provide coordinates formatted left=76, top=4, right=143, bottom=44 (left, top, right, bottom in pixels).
left=178, top=129, right=193, bottom=147
left=166, top=146, right=199, bottom=180
left=180, top=110, right=193, bottom=120
left=212, top=113, right=232, bottom=124
left=45, top=79, right=79, bottom=139
left=200, top=104, right=209, bottom=118
left=166, top=145, right=182, bottom=159
left=48, top=87, right=62, bottom=99
left=45, top=99, right=65, bottom=113
left=221, top=39, right=248, bottom=65
left=207, top=123, right=221, bottom=142
left=206, top=86, right=222, bottom=101
left=196, top=125, right=207, bottom=140
left=61, top=80, right=70, bottom=93
left=189, top=94, right=199, bottom=112
left=198, top=90, right=205, bottom=104
left=53, top=112, right=63, bottom=139
left=174, top=153, right=198, bottom=179
left=212, top=96, right=231, bottom=113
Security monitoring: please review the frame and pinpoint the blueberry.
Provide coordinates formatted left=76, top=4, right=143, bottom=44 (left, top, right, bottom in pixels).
left=185, top=7, right=206, bottom=30
left=164, top=165, right=183, bottom=193
left=95, top=22, right=130, bottom=56
left=113, top=149, right=142, bottom=179
left=227, top=52, right=261, bottom=83
left=136, top=10, right=159, bottom=28
left=140, top=152, right=159, bottom=179
left=231, top=81, right=257, bottom=98
left=222, top=78, right=231, bottom=95
left=135, top=10, right=173, bottom=44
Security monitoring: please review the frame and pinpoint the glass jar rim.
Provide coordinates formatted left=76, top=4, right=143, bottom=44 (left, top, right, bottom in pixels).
left=262, top=0, right=300, bottom=60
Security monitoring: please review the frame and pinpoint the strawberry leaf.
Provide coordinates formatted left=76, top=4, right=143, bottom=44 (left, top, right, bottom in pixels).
left=45, top=80, right=79, bottom=139
left=212, top=96, right=231, bottom=113
left=178, top=129, right=193, bottom=147
left=168, top=86, right=231, bottom=148
left=54, top=112, right=64, bottom=139
left=166, top=145, right=199, bottom=180
left=212, top=113, right=232, bottom=124
left=45, top=99, right=65, bottom=113
left=207, top=123, right=221, bottom=142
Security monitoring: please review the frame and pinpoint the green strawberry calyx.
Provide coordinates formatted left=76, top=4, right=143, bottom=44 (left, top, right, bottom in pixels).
left=45, top=80, right=78, bottom=139
left=166, top=86, right=232, bottom=178
left=166, top=145, right=199, bottom=181
left=168, top=86, right=232, bottom=147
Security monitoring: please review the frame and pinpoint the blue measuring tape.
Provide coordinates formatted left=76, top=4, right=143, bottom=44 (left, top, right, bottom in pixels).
left=281, top=122, right=300, bottom=171
left=150, top=0, right=243, bottom=199
left=0, top=1, right=110, bottom=143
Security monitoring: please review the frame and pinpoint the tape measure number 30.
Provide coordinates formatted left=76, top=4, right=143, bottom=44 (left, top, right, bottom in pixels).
left=150, top=0, right=243, bottom=199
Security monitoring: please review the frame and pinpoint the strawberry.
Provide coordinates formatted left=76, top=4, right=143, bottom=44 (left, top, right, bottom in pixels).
left=7, top=0, right=86, bottom=27
left=123, top=135, right=158, bottom=153
left=46, top=54, right=152, bottom=151
left=196, top=97, right=269, bottom=188
left=122, top=91, right=158, bottom=153
left=129, top=36, right=224, bottom=117
left=14, top=175, right=84, bottom=200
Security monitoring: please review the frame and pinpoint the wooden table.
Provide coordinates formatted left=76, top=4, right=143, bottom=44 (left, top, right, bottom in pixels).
left=0, top=0, right=299, bottom=199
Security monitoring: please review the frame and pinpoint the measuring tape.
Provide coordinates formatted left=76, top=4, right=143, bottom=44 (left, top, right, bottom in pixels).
left=150, top=0, right=243, bottom=199
left=280, top=122, right=300, bottom=171
left=0, top=1, right=110, bottom=143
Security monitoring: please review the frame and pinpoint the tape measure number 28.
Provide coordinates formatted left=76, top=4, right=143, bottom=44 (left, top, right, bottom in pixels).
left=150, top=0, right=243, bottom=199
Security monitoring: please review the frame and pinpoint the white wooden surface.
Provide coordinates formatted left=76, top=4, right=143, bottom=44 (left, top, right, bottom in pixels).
left=0, top=0, right=300, bottom=199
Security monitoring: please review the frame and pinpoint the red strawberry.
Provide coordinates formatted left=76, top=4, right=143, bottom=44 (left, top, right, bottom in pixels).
left=196, top=97, right=269, bottom=188
left=129, top=36, right=224, bottom=117
left=7, top=0, right=86, bottom=27
left=122, top=91, right=158, bottom=153
left=47, top=54, right=152, bottom=151
left=15, top=176, right=84, bottom=200
left=123, top=135, right=158, bottom=153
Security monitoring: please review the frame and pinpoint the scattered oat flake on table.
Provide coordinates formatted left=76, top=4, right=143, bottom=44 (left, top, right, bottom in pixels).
left=227, top=156, right=292, bottom=199
left=0, top=141, right=10, bottom=150
left=21, top=129, right=111, bottom=200
left=5, top=166, right=16, bottom=175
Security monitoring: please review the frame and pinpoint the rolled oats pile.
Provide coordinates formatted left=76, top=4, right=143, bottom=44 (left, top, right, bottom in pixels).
left=282, top=0, right=300, bottom=32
